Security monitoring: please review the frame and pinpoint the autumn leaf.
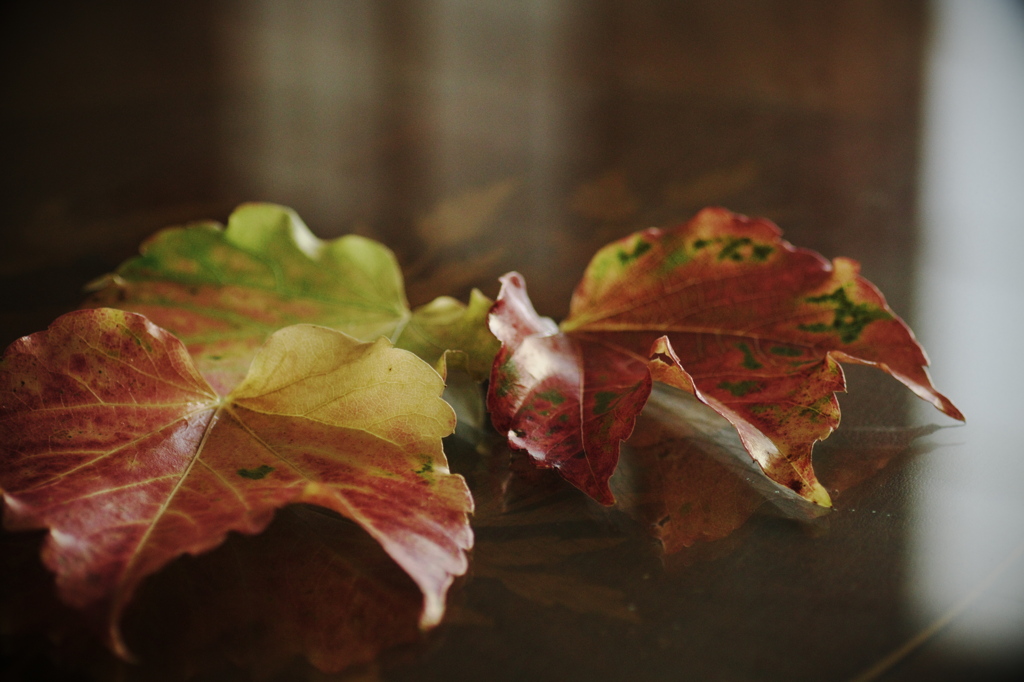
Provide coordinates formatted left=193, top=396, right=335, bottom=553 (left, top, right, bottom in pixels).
left=0, top=309, right=473, bottom=658
left=84, top=203, right=498, bottom=393
left=397, top=288, right=498, bottom=381
left=488, top=207, right=962, bottom=507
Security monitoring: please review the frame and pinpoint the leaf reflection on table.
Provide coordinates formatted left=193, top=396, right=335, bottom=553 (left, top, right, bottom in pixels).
left=450, top=437, right=642, bottom=626
left=2, top=504, right=425, bottom=679
left=1, top=381, right=944, bottom=680
left=126, top=505, right=425, bottom=676
left=613, top=385, right=828, bottom=555
left=444, top=378, right=944, bottom=631
left=613, top=384, right=945, bottom=559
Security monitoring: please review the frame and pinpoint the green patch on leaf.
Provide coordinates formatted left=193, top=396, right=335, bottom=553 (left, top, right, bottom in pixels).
left=717, top=380, right=762, bottom=397
left=661, top=246, right=691, bottom=271
left=718, top=236, right=752, bottom=262
left=769, top=346, right=803, bottom=357
left=617, top=239, right=652, bottom=265
left=593, top=391, right=620, bottom=415
left=536, top=389, right=567, bottom=405
left=798, top=397, right=834, bottom=423
left=238, top=465, right=275, bottom=480
left=495, top=356, right=520, bottom=398
left=736, top=343, right=763, bottom=370
left=123, top=327, right=154, bottom=353
left=799, top=287, right=892, bottom=343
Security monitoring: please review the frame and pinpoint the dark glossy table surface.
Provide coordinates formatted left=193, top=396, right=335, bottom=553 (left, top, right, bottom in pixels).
left=2, top=1, right=1023, bottom=680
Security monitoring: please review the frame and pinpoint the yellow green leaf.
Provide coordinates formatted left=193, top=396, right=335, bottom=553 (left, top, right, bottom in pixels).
left=85, top=203, right=497, bottom=393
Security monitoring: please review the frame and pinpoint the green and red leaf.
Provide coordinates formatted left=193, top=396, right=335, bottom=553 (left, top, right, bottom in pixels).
left=487, top=274, right=651, bottom=504
left=84, top=203, right=498, bottom=393
left=0, top=308, right=473, bottom=656
left=488, top=208, right=962, bottom=506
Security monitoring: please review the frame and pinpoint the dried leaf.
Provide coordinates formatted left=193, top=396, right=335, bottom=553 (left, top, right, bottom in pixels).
left=488, top=208, right=962, bottom=507
left=397, top=289, right=499, bottom=381
left=0, top=309, right=473, bottom=657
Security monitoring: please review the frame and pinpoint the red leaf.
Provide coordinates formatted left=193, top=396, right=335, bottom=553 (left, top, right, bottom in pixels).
left=487, top=273, right=651, bottom=505
left=488, top=208, right=962, bottom=507
left=0, top=309, right=473, bottom=657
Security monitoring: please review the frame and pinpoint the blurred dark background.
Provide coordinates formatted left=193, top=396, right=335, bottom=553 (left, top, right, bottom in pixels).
left=1, top=0, right=927, bottom=338
left=2, top=2, right=1023, bottom=681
